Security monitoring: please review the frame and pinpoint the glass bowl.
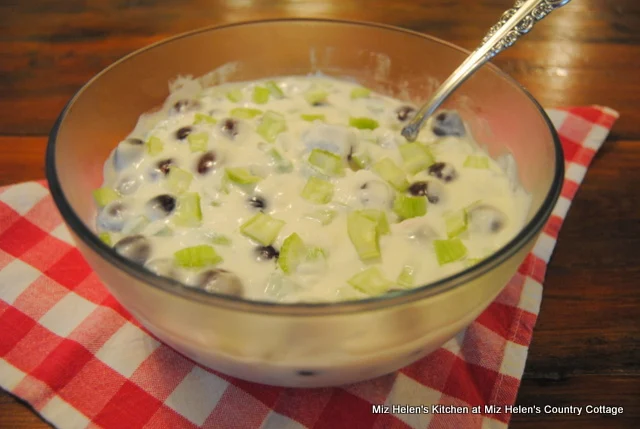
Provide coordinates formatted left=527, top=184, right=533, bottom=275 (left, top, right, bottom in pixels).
left=46, top=19, right=563, bottom=387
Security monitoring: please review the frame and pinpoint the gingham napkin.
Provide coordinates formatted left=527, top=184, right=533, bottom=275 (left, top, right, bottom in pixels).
left=0, top=106, right=618, bottom=429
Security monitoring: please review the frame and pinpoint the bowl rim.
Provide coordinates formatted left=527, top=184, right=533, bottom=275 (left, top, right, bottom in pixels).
left=46, top=17, right=564, bottom=316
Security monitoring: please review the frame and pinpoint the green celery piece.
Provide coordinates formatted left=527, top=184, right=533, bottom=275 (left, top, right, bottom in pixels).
left=348, top=151, right=372, bottom=171
left=399, top=143, right=435, bottom=174
left=347, top=211, right=380, bottom=261
left=396, top=265, right=415, bottom=288
left=307, top=246, right=328, bottom=261
left=463, top=155, right=490, bottom=169
left=278, top=233, right=307, bottom=274
left=433, top=238, right=468, bottom=265
left=210, top=234, right=232, bottom=246
left=348, top=266, right=392, bottom=296
left=166, top=167, right=193, bottom=194
left=230, top=107, right=263, bottom=119
left=304, top=209, right=338, bottom=226
left=172, top=192, right=202, bottom=227
left=372, top=158, right=409, bottom=191
left=225, top=167, right=262, bottom=185
left=174, top=245, right=222, bottom=268
left=300, top=113, right=326, bottom=122
left=265, top=80, right=285, bottom=98
left=358, top=209, right=390, bottom=235
left=226, top=88, right=243, bottom=102
left=350, top=87, right=371, bottom=99
left=240, top=212, right=285, bottom=245
left=194, top=113, right=217, bottom=125
left=252, top=86, right=270, bottom=104
left=304, top=88, right=329, bottom=105
left=308, top=149, right=344, bottom=176
left=267, top=148, right=293, bottom=173
left=98, top=232, right=112, bottom=246
left=349, top=117, right=379, bottom=130
left=445, top=209, right=468, bottom=238
left=187, top=132, right=209, bottom=152
left=393, top=194, right=427, bottom=219
left=256, top=110, right=287, bottom=143
left=301, top=176, right=334, bottom=204
left=145, top=136, right=164, bottom=155
left=92, top=187, right=119, bottom=208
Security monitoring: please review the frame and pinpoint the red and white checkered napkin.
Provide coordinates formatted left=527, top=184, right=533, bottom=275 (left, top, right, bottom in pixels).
left=0, top=106, right=618, bottom=429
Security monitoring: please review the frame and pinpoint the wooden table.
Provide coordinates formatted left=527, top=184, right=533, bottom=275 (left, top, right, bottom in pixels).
left=1, top=1, right=638, bottom=428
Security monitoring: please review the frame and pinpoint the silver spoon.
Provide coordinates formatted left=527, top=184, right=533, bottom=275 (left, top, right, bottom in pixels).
left=401, top=0, right=572, bottom=142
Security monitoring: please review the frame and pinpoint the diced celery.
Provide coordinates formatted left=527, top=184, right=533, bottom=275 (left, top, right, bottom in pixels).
left=347, top=211, right=380, bottom=261
left=350, top=87, right=371, bottom=99
left=225, top=167, right=262, bottom=185
left=226, top=88, right=243, bottom=102
left=399, top=143, right=435, bottom=174
left=304, top=209, right=338, bottom=225
left=359, top=209, right=390, bottom=235
left=92, top=187, right=119, bottom=208
left=300, top=113, right=326, bottom=122
left=396, top=265, right=415, bottom=288
left=210, top=234, right=232, bottom=246
left=348, top=152, right=372, bottom=171
left=187, top=132, right=209, bottom=152
left=307, top=246, right=328, bottom=261
left=301, top=176, right=334, bottom=204
left=349, top=117, right=379, bottom=130
left=308, top=148, right=343, bottom=176
left=194, top=113, right=217, bottom=125
left=230, top=107, right=263, bottom=119
left=393, top=194, right=427, bottom=219
left=174, top=245, right=222, bottom=268
left=265, top=80, right=284, bottom=98
left=347, top=266, right=392, bottom=296
left=252, top=86, right=270, bottom=104
left=278, top=233, right=307, bottom=274
left=304, top=88, right=329, bottom=105
left=463, top=155, right=490, bottom=169
left=445, top=209, right=468, bottom=238
left=433, top=238, right=468, bottom=265
left=464, top=257, right=484, bottom=268
left=166, top=167, right=193, bottom=194
left=145, top=136, right=164, bottom=155
left=267, top=148, right=293, bottom=173
left=372, top=158, right=409, bottom=191
left=172, top=192, right=202, bottom=227
left=98, top=232, right=112, bottom=246
left=256, top=110, right=287, bottom=143
left=240, top=212, right=285, bottom=245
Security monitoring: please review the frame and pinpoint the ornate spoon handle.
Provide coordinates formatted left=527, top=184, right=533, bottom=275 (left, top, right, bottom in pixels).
left=401, top=0, right=571, bottom=142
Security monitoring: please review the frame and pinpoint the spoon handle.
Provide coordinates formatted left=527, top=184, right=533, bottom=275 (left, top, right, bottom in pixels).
left=401, top=0, right=572, bottom=142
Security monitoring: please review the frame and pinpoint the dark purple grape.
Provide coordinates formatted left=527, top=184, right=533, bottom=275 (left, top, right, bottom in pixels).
left=432, top=111, right=466, bottom=137
left=427, top=162, right=458, bottom=182
left=97, top=201, right=129, bottom=232
left=311, top=100, right=328, bottom=107
left=255, top=245, right=279, bottom=261
left=221, top=118, right=239, bottom=139
left=467, top=205, right=507, bottom=234
left=194, top=269, right=244, bottom=297
left=248, top=196, right=267, bottom=210
left=196, top=151, right=217, bottom=175
left=358, top=180, right=393, bottom=209
left=175, top=126, right=193, bottom=140
left=114, top=235, right=151, bottom=265
left=172, top=99, right=200, bottom=114
left=156, top=159, right=174, bottom=176
left=126, top=138, right=144, bottom=145
left=408, top=181, right=441, bottom=204
left=145, top=195, right=176, bottom=220
left=396, top=105, right=416, bottom=122
left=113, top=139, right=145, bottom=171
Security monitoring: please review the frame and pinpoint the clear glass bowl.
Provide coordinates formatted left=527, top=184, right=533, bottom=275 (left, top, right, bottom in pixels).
left=46, top=19, right=563, bottom=387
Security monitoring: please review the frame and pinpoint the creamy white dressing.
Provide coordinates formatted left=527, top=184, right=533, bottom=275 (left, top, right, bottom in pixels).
left=95, top=75, right=531, bottom=303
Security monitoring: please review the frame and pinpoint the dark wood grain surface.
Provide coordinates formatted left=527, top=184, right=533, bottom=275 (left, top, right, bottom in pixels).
left=1, top=0, right=638, bottom=428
